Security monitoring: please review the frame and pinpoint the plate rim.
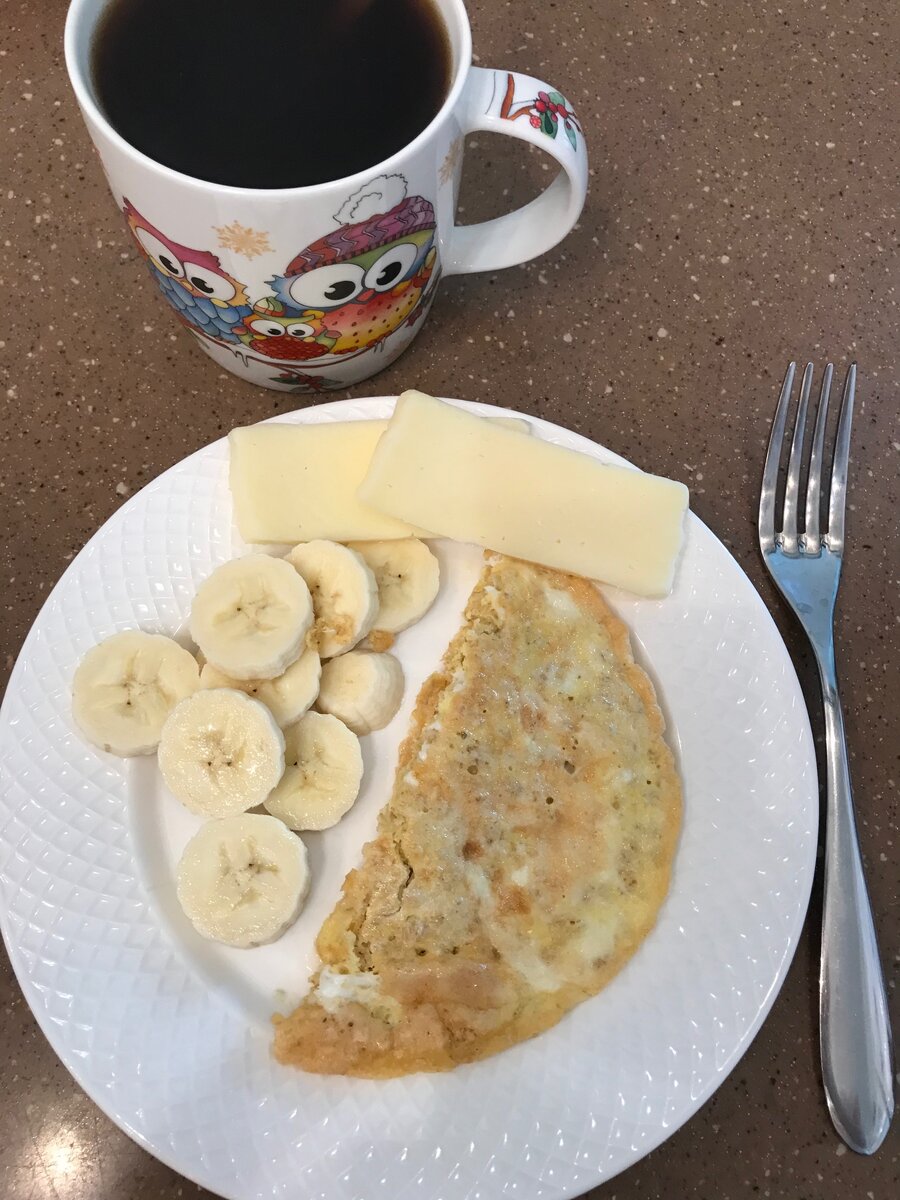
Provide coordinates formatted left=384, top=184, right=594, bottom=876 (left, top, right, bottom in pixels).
left=0, top=395, right=818, bottom=1200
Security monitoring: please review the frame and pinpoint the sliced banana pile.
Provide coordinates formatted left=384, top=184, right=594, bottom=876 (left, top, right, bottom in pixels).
left=70, top=535, right=440, bottom=949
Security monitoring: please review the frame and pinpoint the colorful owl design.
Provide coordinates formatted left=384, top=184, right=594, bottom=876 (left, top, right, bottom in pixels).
left=124, top=200, right=252, bottom=344
left=268, top=175, right=438, bottom=358
left=234, top=297, right=337, bottom=361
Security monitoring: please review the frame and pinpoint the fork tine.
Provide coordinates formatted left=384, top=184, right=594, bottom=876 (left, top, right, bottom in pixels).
left=805, top=363, right=833, bottom=549
left=782, top=363, right=814, bottom=553
left=827, top=363, right=856, bottom=553
left=758, top=362, right=796, bottom=552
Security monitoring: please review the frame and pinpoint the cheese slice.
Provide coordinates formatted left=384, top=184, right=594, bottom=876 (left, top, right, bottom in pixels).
left=358, top=391, right=689, bottom=596
left=230, top=421, right=417, bottom=543
left=229, top=416, right=531, bottom=545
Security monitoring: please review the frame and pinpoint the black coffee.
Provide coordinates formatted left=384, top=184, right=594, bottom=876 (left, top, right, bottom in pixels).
left=91, top=0, right=452, bottom=189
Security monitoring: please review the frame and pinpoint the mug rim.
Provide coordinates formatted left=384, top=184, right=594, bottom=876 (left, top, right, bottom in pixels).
left=64, top=0, right=472, bottom=198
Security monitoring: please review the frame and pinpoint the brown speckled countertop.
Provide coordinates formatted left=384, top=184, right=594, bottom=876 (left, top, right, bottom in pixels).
left=1, top=1, right=898, bottom=1197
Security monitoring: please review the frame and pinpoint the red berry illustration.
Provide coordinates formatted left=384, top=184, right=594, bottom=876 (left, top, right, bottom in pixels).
left=254, top=336, right=329, bottom=361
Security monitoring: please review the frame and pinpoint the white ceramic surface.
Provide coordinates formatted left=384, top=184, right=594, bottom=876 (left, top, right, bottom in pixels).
left=0, top=399, right=818, bottom=1200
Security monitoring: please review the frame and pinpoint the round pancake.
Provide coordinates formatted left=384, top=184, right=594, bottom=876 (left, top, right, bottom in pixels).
left=274, top=554, right=682, bottom=1076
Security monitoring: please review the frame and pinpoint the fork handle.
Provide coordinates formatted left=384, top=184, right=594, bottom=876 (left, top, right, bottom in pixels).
left=817, top=652, right=894, bottom=1153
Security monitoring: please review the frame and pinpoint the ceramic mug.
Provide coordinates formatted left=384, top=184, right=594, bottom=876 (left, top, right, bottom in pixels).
left=65, top=0, right=588, bottom=393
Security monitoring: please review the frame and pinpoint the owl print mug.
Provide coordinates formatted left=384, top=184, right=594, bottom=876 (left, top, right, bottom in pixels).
left=65, top=0, right=588, bottom=392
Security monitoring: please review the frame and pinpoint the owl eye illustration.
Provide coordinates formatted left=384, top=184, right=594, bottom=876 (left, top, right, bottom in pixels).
left=364, top=243, right=419, bottom=292
left=136, top=229, right=184, bottom=278
left=248, top=319, right=286, bottom=337
left=286, top=322, right=315, bottom=338
left=289, top=264, right=366, bottom=309
left=183, top=262, right=237, bottom=302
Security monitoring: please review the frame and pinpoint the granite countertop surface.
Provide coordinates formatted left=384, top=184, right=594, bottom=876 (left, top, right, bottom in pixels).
left=0, top=1, right=897, bottom=1197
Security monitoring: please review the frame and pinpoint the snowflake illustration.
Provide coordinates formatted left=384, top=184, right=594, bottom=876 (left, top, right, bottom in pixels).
left=214, top=221, right=273, bottom=259
left=439, top=137, right=463, bottom=185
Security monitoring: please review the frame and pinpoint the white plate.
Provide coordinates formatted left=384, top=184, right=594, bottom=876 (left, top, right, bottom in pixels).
left=0, top=398, right=817, bottom=1200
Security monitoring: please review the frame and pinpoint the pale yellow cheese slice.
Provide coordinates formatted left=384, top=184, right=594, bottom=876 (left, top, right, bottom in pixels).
left=358, top=391, right=689, bottom=596
left=230, top=421, right=417, bottom=543
left=229, top=416, right=531, bottom=545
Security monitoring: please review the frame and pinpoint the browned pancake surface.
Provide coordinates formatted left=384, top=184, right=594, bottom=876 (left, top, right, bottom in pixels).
left=273, top=555, right=681, bottom=1076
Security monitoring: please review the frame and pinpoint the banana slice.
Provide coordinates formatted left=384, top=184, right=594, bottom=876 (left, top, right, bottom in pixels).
left=190, top=554, right=313, bottom=681
left=264, top=711, right=363, bottom=831
left=158, top=688, right=285, bottom=816
left=199, top=647, right=321, bottom=729
left=315, top=651, right=404, bottom=735
left=286, top=540, right=378, bottom=659
left=346, top=538, right=440, bottom=634
left=72, top=630, right=200, bottom=757
left=176, top=813, right=309, bottom=948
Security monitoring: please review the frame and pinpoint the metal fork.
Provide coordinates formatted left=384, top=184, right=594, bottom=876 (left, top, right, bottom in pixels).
left=759, top=362, right=894, bottom=1153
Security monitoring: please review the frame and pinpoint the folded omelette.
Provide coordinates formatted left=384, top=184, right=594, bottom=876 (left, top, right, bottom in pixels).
left=274, top=554, right=681, bottom=1076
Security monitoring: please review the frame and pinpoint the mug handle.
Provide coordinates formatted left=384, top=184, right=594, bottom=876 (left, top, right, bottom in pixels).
left=444, top=67, right=588, bottom=275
